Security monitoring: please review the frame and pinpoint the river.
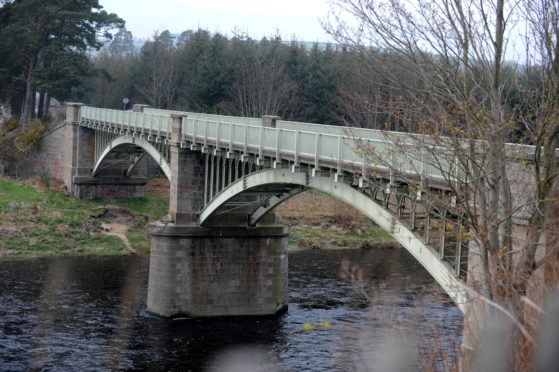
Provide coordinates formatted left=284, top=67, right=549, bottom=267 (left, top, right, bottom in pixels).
left=0, top=247, right=462, bottom=371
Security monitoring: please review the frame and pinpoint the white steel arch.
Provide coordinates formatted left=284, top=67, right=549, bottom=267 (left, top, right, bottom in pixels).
left=91, top=135, right=171, bottom=180
left=199, top=168, right=470, bottom=312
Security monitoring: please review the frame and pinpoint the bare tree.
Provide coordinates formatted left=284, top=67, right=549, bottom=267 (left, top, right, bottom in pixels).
left=229, top=58, right=300, bottom=119
left=337, top=50, right=423, bottom=131
left=136, top=32, right=179, bottom=109
left=326, top=0, right=559, bottom=369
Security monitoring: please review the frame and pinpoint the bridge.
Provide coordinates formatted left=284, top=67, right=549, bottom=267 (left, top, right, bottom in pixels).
left=60, top=102, right=480, bottom=317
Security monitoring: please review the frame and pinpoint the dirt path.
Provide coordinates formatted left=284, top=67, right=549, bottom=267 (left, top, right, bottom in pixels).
left=101, top=223, right=136, bottom=254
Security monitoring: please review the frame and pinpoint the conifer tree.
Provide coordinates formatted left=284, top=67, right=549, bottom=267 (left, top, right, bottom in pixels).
left=0, top=0, right=122, bottom=127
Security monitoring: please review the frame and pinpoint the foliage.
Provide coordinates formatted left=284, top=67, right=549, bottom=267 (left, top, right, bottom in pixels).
left=0, top=0, right=123, bottom=127
left=0, top=118, right=46, bottom=175
left=136, top=31, right=179, bottom=109
left=109, top=27, right=135, bottom=56
left=38, top=168, right=51, bottom=190
left=83, top=29, right=345, bottom=124
left=326, top=0, right=559, bottom=369
left=4, top=118, right=17, bottom=131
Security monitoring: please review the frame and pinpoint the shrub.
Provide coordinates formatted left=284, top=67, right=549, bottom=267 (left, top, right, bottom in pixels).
left=0, top=118, right=47, bottom=176
left=5, top=118, right=19, bottom=132
left=38, top=168, right=51, bottom=190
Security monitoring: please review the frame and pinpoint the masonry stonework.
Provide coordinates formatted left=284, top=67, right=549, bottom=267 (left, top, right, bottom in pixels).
left=147, top=223, right=289, bottom=317
left=19, top=124, right=67, bottom=180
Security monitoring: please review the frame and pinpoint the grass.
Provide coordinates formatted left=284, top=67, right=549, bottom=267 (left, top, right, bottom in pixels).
left=276, top=191, right=395, bottom=250
left=0, top=176, right=168, bottom=258
left=0, top=175, right=396, bottom=258
left=289, top=225, right=393, bottom=249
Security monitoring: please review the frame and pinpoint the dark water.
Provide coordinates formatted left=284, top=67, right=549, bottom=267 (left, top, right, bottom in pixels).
left=0, top=247, right=462, bottom=371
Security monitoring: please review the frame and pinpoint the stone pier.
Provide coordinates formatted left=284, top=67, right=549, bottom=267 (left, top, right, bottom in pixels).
left=147, top=224, right=289, bottom=317
left=146, top=112, right=289, bottom=317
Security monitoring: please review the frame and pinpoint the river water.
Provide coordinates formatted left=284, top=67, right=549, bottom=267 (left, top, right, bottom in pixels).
left=0, top=247, right=462, bottom=371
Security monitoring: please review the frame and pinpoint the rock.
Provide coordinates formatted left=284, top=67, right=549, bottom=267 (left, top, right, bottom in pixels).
left=377, top=241, right=399, bottom=249
left=89, top=208, right=106, bottom=218
left=161, top=214, right=173, bottom=223
left=361, top=241, right=374, bottom=250
left=100, top=223, right=112, bottom=232
left=297, top=237, right=309, bottom=249
left=310, top=240, right=321, bottom=250
left=298, top=237, right=321, bottom=250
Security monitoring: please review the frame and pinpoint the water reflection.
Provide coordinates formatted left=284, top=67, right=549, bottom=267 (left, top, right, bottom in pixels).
left=0, top=247, right=462, bottom=371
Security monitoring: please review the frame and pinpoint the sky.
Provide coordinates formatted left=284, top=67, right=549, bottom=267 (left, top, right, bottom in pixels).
left=99, top=0, right=335, bottom=42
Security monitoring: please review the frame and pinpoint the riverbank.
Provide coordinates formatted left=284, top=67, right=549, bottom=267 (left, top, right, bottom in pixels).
left=276, top=191, right=395, bottom=250
left=0, top=176, right=166, bottom=258
left=0, top=176, right=395, bottom=258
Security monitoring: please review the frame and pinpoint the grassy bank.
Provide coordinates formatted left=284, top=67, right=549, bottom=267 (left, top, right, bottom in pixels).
left=0, top=177, right=167, bottom=258
left=276, top=191, right=395, bottom=250
left=0, top=176, right=395, bottom=258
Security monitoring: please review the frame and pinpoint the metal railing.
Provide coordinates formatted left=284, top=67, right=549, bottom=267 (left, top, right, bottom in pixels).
left=81, top=106, right=172, bottom=137
left=79, top=106, right=462, bottom=183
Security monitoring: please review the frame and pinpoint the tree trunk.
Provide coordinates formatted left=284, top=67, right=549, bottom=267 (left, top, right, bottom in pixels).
left=43, top=92, right=50, bottom=115
left=37, top=92, right=45, bottom=118
left=30, top=88, right=37, bottom=119
left=20, top=79, right=34, bottom=128
left=19, top=56, right=37, bottom=129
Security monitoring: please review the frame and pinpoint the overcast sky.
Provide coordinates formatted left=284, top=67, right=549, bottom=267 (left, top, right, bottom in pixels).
left=99, top=0, right=334, bottom=42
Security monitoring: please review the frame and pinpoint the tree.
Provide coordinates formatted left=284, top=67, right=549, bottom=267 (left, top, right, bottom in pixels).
left=326, top=0, right=559, bottom=369
left=0, top=0, right=123, bottom=127
left=176, top=30, right=193, bottom=49
left=300, top=44, right=341, bottom=124
left=135, top=32, right=178, bottom=109
left=177, top=31, right=233, bottom=112
left=229, top=54, right=300, bottom=119
left=109, top=27, right=135, bottom=56
left=158, top=30, right=175, bottom=49
left=86, top=48, right=136, bottom=109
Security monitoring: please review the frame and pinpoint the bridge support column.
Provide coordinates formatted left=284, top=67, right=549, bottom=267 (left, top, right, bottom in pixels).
left=147, top=223, right=289, bottom=317
left=169, top=113, right=206, bottom=224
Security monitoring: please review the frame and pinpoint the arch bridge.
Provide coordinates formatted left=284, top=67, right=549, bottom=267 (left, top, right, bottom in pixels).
left=64, top=103, right=472, bottom=317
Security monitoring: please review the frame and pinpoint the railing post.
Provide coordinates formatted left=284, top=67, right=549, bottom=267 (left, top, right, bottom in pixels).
left=65, top=102, right=83, bottom=124
left=314, top=133, right=320, bottom=169
left=228, top=123, right=234, bottom=155
left=262, top=115, right=280, bottom=128
left=132, top=104, right=150, bottom=113
left=439, top=210, right=447, bottom=259
left=274, top=129, right=281, bottom=167
left=293, top=130, right=300, bottom=172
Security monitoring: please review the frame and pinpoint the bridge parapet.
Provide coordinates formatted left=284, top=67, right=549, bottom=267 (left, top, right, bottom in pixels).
left=80, top=106, right=462, bottom=186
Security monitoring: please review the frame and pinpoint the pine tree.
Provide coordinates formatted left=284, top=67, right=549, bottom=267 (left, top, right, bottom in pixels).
left=109, top=27, right=135, bottom=56
left=0, top=0, right=123, bottom=127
